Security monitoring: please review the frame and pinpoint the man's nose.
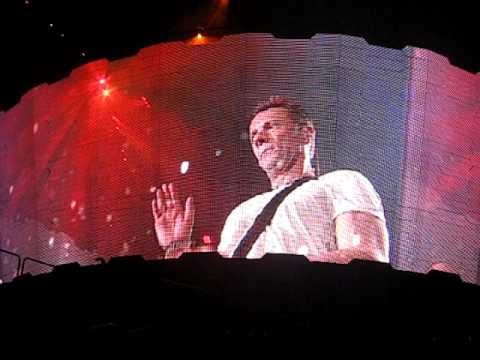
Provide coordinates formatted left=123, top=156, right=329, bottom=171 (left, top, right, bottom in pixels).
left=254, top=127, right=270, bottom=146
left=254, top=134, right=267, bottom=148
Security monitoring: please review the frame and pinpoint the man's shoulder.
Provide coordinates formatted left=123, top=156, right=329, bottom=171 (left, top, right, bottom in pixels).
left=318, top=169, right=368, bottom=183
left=317, top=169, right=378, bottom=195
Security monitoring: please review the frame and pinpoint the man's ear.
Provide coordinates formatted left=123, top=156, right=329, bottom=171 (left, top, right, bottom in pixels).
left=299, top=124, right=314, bottom=145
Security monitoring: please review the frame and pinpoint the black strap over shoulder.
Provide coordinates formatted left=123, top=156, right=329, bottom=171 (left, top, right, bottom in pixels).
left=232, top=176, right=315, bottom=258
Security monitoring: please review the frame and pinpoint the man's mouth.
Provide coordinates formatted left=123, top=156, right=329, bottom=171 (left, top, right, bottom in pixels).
left=260, top=147, right=274, bottom=158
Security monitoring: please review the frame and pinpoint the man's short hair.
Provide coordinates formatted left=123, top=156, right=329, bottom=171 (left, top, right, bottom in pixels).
left=251, top=96, right=313, bottom=129
left=250, top=96, right=316, bottom=161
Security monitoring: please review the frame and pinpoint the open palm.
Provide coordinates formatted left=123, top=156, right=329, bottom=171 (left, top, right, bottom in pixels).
left=151, top=183, right=195, bottom=247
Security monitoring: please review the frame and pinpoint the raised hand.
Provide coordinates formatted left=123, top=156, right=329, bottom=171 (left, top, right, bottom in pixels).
left=151, top=183, right=195, bottom=248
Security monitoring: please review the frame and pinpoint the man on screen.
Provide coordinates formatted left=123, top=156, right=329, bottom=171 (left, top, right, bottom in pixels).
left=152, top=96, right=389, bottom=263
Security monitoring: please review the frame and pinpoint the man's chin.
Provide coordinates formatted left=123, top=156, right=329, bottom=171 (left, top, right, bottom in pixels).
left=259, top=158, right=282, bottom=172
left=258, top=161, right=273, bottom=173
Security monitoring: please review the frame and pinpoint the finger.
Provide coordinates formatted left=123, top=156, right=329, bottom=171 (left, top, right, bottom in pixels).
left=168, top=183, right=182, bottom=211
left=156, top=188, right=165, bottom=213
left=162, top=183, right=171, bottom=208
left=163, top=183, right=174, bottom=209
left=162, top=183, right=170, bottom=198
left=184, top=196, right=195, bottom=228
left=151, top=199, right=159, bottom=219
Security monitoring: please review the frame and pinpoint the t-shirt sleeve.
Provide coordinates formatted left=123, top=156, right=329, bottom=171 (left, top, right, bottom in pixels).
left=326, top=170, right=386, bottom=222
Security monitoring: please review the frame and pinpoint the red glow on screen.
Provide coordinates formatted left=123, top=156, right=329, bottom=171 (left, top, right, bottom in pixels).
left=202, top=235, right=213, bottom=244
left=102, top=89, right=110, bottom=97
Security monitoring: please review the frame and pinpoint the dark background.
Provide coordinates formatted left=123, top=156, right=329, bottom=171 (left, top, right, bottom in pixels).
left=0, top=0, right=478, bottom=112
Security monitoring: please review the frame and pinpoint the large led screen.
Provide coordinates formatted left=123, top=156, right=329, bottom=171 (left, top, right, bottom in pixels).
left=1, top=33, right=479, bottom=284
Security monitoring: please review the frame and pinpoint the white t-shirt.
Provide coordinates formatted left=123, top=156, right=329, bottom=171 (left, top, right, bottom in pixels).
left=218, top=170, right=387, bottom=260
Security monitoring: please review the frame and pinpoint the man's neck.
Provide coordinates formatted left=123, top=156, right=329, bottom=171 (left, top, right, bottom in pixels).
left=268, top=162, right=315, bottom=189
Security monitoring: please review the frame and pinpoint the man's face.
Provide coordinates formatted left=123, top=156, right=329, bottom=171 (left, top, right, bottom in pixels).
left=249, top=107, right=305, bottom=173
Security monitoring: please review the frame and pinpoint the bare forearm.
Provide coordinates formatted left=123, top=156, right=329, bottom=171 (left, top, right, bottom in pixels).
left=314, top=247, right=387, bottom=264
left=333, top=212, right=389, bottom=264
